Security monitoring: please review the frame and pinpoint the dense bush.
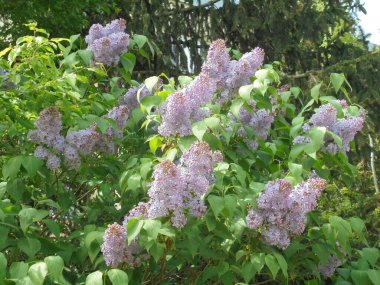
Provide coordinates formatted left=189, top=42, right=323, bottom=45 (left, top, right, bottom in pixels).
left=0, top=20, right=379, bottom=285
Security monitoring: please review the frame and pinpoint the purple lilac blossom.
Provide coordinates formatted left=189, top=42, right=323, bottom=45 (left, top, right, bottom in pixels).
left=318, top=255, right=342, bottom=277
left=104, top=105, right=130, bottom=138
left=303, top=102, right=366, bottom=154
left=158, top=39, right=265, bottom=137
left=158, top=91, right=193, bottom=136
left=63, top=145, right=81, bottom=169
left=46, top=154, right=61, bottom=170
left=217, top=47, right=265, bottom=103
left=86, top=19, right=130, bottom=66
left=100, top=223, right=147, bottom=268
left=246, top=176, right=327, bottom=249
left=66, top=125, right=100, bottom=155
left=121, top=142, right=221, bottom=228
left=293, top=135, right=311, bottom=145
left=29, top=100, right=131, bottom=170
left=120, top=84, right=151, bottom=110
left=230, top=101, right=274, bottom=150
left=27, top=107, right=66, bottom=169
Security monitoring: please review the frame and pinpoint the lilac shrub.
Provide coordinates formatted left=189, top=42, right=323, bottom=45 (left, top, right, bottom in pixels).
left=18, top=23, right=370, bottom=283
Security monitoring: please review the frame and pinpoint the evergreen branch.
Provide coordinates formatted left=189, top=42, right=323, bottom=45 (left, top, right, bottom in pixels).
left=286, top=49, right=380, bottom=79
left=158, top=0, right=221, bottom=16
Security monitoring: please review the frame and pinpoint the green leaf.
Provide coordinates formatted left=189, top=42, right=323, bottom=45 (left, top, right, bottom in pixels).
left=9, top=262, right=29, bottom=279
left=192, top=121, right=207, bottom=140
left=85, top=231, right=103, bottom=263
left=3, top=156, right=23, bottom=180
left=78, top=50, right=93, bottom=66
left=178, top=76, right=193, bottom=87
left=265, top=254, right=280, bottom=279
left=290, top=87, right=301, bottom=97
left=288, top=162, right=303, bottom=178
left=43, top=219, right=61, bottom=236
left=21, top=156, right=43, bottom=177
left=28, top=262, right=48, bottom=285
left=223, top=195, right=237, bottom=219
left=368, top=270, right=380, bottom=285
left=127, top=174, right=141, bottom=191
left=0, top=252, right=6, bottom=280
left=144, top=76, right=159, bottom=93
left=239, top=84, right=254, bottom=100
left=148, top=136, right=163, bottom=154
left=208, top=195, right=224, bottom=217
left=312, top=243, right=331, bottom=265
left=166, top=148, right=178, bottom=161
left=273, top=252, right=288, bottom=279
left=330, top=73, right=345, bottom=93
left=19, top=207, right=37, bottom=233
left=17, top=238, right=41, bottom=258
left=149, top=242, right=165, bottom=262
left=304, top=127, right=327, bottom=154
left=120, top=53, right=136, bottom=73
left=108, top=269, right=129, bottom=285
left=44, top=256, right=64, bottom=278
left=230, top=99, right=244, bottom=118
left=361, top=248, right=380, bottom=267
left=6, top=178, right=25, bottom=201
left=178, top=136, right=197, bottom=152
left=204, top=117, right=220, bottom=130
left=134, top=34, right=147, bottom=49
left=349, top=217, right=367, bottom=244
left=0, top=182, right=6, bottom=199
left=141, top=95, right=161, bottom=113
left=0, top=46, right=12, bottom=58
left=143, top=219, right=161, bottom=241
left=241, top=262, right=255, bottom=283
left=311, top=83, right=322, bottom=101
left=250, top=253, right=265, bottom=273
left=127, top=218, right=143, bottom=244
left=351, top=270, right=372, bottom=285
left=86, top=271, right=103, bottom=285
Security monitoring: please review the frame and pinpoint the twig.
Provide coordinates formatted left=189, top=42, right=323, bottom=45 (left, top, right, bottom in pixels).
left=368, top=133, right=379, bottom=194
left=52, top=170, right=65, bottom=186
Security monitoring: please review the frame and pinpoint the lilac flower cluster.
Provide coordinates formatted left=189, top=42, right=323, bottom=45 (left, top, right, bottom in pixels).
left=101, top=142, right=221, bottom=267
left=230, top=101, right=274, bottom=150
left=85, top=19, right=130, bottom=66
left=122, top=142, right=222, bottom=228
left=300, top=101, right=366, bottom=153
left=119, top=80, right=162, bottom=110
left=101, top=222, right=148, bottom=268
left=317, top=254, right=342, bottom=277
left=28, top=105, right=130, bottom=170
left=158, top=39, right=264, bottom=137
left=119, top=84, right=151, bottom=110
left=246, top=176, right=327, bottom=249
left=27, top=107, right=65, bottom=170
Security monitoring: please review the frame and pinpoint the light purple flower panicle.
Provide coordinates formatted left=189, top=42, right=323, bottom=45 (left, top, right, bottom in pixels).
left=86, top=19, right=130, bottom=66
left=246, top=176, right=327, bottom=249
